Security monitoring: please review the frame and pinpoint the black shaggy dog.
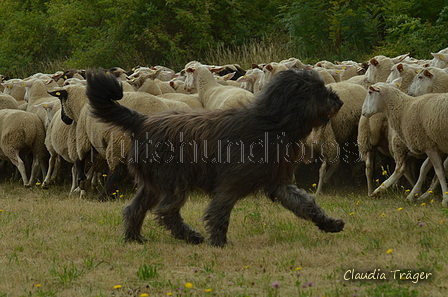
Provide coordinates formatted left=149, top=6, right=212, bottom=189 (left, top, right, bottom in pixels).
left=86, top=68, right=345, bottom=247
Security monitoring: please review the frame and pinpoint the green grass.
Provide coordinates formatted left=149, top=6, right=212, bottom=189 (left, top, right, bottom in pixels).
left=1, top=180, right=448, bottom=297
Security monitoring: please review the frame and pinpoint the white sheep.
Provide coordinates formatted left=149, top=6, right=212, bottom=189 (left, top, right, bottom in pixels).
left=49, top=81, right=175, bottom=199
left=1, top=79, right=26, bottom=105
left=236, top=68, right=264, bottom=95
left=304, top=81, right=367, bottom=194
left=183, top=65, right=254, bottom=110
left=362, top=81, right=448, bottom=206
left=386, top=63, right=422, bottom=92
left=0, top=109, right=47, bottom=186
left=157, top=93, right=204, bottom=109
left=41, top=108, right=78, bottom=191
left=259, top=61, right=295, bottom=90
left=347, top=54, right=409, bottom=88
left=0, top=94, right=19, bottom=110
left=168, top=79, right=190, bottom=94
left=430, top=47, right=448, bottom=68
left=407, top=67, right=448, bottom=96
left=14, top=78, right=60, bottom=127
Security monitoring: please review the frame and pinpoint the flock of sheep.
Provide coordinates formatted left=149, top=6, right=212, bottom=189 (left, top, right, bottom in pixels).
left=1, top=46, right=448, bottom=205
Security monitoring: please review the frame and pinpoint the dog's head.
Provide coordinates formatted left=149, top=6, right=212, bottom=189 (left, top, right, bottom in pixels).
left=255, top=69, right=343, bottom=131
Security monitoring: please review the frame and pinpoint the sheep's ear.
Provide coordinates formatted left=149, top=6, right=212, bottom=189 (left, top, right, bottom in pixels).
left=48, top=89, right=68, bottom=101
left=209, top=66, right=224, bottom=73
left=236, top=75, right=249, bottom=82
left=265, top=64, right=274, bottom=71
left=369, top=85, right=381, bottom=92
left=393, top=53, right=410, bottom=64
left=185, top=68, right=195, bottom=73
left=251, top=63, right=260, bottom=69
left=369, top=58, right=379, bottom=67
left=223, top=72, right=235, bottom=80
left=423, top=69, right=433, bottom=78
left=397, top=63, right=404, bottom=72
left=431, top=53, right=447, bottom=61
left=34, top=101, right=54, bottom=110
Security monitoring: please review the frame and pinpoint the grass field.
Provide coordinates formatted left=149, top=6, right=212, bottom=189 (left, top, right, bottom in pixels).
left=1, top=178, right=448, bottom=297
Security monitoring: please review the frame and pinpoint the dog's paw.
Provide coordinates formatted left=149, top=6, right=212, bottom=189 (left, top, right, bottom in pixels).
left=316, top=218, right=345, bottom=233
left=185, top=231, right=205, bottom=245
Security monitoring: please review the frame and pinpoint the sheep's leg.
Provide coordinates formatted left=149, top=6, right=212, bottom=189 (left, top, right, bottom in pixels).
left=418, top=175, right=439, bottom=201
left=371, top=153, right=408, bottom=197
left=322, top=159, right=340, bottom=184
left=316, top=161, right=328, bottom=195
left=70, top=164, right=78, bottom=193
left=425, top=150, right=448, bottom=206
left=10, top=151, right=29, bottom=187
left=51, top=155, right=61, bottom=182
left=75, top=159, right=88, bottom=198
left=42, top=154, right=58, bottom=188
left=28, top=153, right=40, bottom=186
left=365, top=150, right=375, bottom=195
left=407, top=157, right=432, bottom=202
left=403, top=169, right=416, bottom=188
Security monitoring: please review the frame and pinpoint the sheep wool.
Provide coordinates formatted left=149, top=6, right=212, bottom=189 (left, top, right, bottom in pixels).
left=0, top=109, right=47, bottom=187
left=362, top=81, right=448, bottom=206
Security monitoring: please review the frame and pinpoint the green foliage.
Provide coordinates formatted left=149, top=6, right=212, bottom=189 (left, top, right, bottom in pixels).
left=0, top=0, right=447, bottom=77
left=137, top=263, right=160, bottom=280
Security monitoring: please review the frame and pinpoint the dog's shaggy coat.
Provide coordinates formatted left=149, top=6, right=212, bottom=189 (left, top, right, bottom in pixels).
left=86, top=69, right=345, bottom=247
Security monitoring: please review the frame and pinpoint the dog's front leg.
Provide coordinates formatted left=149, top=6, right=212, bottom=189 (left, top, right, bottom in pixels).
left=268, top=184, right=344, bottom=233
left=203, top=194, right=240, bottom=247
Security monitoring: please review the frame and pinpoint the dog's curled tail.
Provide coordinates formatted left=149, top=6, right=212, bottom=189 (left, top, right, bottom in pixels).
left=86, top=70, right=145, bottom=134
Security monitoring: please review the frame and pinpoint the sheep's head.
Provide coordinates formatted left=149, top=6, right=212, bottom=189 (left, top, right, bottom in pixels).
left=48, top=89, right=72, bottom=125
left=183, top=67, right=196, bottom=92
left=362, top=79, right=401, bottom=118
left=48, top=84, right=86, bottom=124
left=407, top=68, right=434, bottom=97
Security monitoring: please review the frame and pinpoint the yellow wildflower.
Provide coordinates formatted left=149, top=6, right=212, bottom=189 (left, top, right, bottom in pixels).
left=380, top=213, right=386, bottom=217
left=386, top=249, right=393, bottom=254
left=102, top=174, right=107, bottom=177
left=397, top=207, right=403, bottom=211
left=312, top=183, right=317, bottom=187
left=421, top=203, right=426, bottom=206
left=140, top=294, right=149, bottom=297
left=295, top=267, right=302, bottom=271
left=113, top=285, right=122, bottom=289
left=349, top=212, right=355, bottom=215
left=205, top=288, right=212, bottom=293
left=35, top=284, right=41, bottom=288
left=185, top=282, right=193, bottom=289
left=405, top=189, right=410, bottom=193
left=35, top=182, right=41, bottom=186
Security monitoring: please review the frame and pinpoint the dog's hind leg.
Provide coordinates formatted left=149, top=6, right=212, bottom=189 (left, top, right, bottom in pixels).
left=123, top=185, right=160, bottom=243
left=203, top=193, right=241, bottom=247
left=154, top=191, right=205, bottom=245
left=268, top=184, right=344, bottom=233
